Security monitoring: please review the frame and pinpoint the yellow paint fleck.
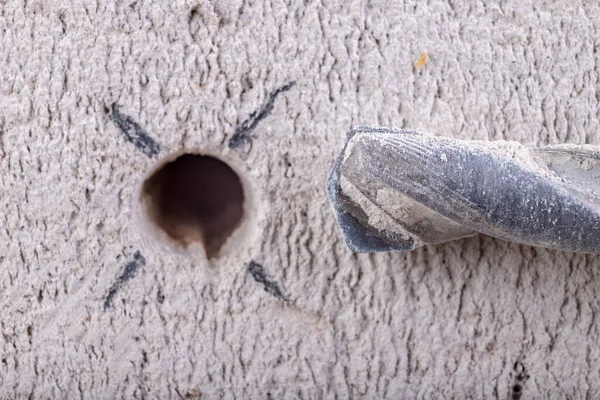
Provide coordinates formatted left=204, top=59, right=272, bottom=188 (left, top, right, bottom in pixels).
left=416, top=50, right=429, bottom=70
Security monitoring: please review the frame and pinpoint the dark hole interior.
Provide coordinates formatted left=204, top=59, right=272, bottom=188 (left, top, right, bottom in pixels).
left=512, top=384, right=522, bottom=393
left=142, top=154, right=245, bottom=258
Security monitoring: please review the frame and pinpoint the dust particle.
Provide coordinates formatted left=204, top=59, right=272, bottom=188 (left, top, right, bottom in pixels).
left=416, top=50, right=429, bottom=70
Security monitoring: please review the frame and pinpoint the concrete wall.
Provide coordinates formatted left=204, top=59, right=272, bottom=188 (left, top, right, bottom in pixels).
left=1, top=0, right=600, bottom=398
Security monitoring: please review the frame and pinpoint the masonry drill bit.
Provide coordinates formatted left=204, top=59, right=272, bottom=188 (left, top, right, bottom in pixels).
left=326, top=127, right=600, bottom=254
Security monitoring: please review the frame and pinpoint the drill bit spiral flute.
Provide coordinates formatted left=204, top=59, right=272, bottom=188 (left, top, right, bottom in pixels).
left=326, top=127, right=600, bottom=254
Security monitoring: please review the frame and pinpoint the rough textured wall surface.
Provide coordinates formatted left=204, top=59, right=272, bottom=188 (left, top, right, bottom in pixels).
left=1, top=0, right=600, bottom=398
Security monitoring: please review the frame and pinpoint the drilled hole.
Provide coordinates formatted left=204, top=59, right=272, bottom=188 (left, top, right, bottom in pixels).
left=142, top=154, right=245, bottom=258
left=512, top=384, right=523, bottom=400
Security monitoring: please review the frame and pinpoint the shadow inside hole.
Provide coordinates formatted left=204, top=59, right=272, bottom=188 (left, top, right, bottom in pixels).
left=512, top=384, right=523, bottom=400
left=142, top=154, right=245, bottom=258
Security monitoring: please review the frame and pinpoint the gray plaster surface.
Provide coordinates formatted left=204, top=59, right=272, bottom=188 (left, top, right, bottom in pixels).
left=1, top=0, right=600, bottom=398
